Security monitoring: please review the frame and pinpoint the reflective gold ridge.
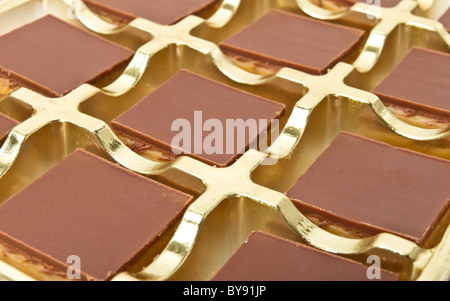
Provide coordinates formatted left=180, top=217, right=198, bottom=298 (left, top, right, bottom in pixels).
left=0, top=0, right=448, bottom=281
left=0, top=259, right=35, bottom=281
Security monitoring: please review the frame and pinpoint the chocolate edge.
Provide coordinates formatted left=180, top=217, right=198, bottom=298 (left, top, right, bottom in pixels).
left=0, top=15, right=135, bottom=97
left=111, top=69, right=287, bottom=167
left=287, top=131, right=450, bottom=246
left=0, top=149, right=195, bottom=280
left=84, top=0, right=220, bottom=25
left=219, top=10, right=366, bottom=75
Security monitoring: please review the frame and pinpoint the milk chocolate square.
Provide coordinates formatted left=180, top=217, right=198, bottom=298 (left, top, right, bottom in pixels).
left=219, top=10, right=364, bottom=75
left=0, top=15, right=134, bottom=97
left=212, top=231, right=399, bottom=281
left=287, top=132, right=450, bottom=245
left=439, top=9, right=450, bottom=32
left=84, top=0, right=218, bottom=25
left=373, top=47, right=450, bottom=118
left=111, top=70, right=286, bottom=167
left=0, top=149, right=193, bottom=281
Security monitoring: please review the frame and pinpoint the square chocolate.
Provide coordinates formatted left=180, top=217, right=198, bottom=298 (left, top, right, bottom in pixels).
left=84, top=0, right=218, bottom=25
left=287, top=132, right=450, bottom=246
left=219, top=10, right=364, bottom=75
left=0, top=113, right=17, bottom=144
left=373, top=47, right=450, bottom=119
left=0, top=15, right=134, bottom=97
left=111, top=70, right=286, bottom=167
left=212, top=231, right=399, bottom=281
left=439, top=9, right=450, bottom=32
left=0, top=149, right=193, bottom=281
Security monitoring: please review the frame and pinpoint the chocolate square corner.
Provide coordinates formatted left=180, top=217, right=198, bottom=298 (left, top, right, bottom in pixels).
left=0, top=15, right=134, bottom=97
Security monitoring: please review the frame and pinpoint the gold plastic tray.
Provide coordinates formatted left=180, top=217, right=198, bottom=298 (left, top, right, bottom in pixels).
left=0, top=0, right=449, bottom=281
